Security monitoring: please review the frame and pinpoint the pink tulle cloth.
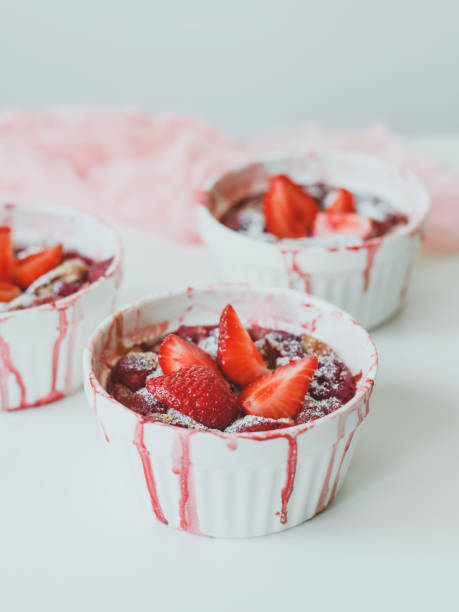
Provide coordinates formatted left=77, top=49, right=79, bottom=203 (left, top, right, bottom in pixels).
left=0, top=110, right=457, bottom=252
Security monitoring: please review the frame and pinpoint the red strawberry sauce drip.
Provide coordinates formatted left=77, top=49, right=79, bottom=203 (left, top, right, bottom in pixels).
left=362, top=242, right=381, bottom=292
left=0, top=305, right=74, bottom=410
left=133, top=419, right=168, bottom=525
left=49, top=309, right=68, bottom=401
left=280, top=435, right=298, bottom=524
left=172, top=431, right=201, bottom=534
left=344, top=241, right=382, bottom=292
left=280, top=249, right=311, bottom=293
left=0, top=332, right=27, bottom=407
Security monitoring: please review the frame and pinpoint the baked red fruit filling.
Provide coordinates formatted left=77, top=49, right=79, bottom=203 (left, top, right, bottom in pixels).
left=88, top=258, right=113, bottom=283
left=114, top=351, right=158, bottom=391
left=108, top=304, right=358, bottom=433
left=0, top=225, right=114, bottom=310
left=221, top=176, right=408, bottom=241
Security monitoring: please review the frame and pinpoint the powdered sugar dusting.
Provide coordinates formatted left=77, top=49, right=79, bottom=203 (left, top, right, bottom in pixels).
left=225, top=415, right=292, bottom=433
left=145, top=364, right=164, bottom=379
left=296, top=396, right=342, bottom=424
left=109, top=324, right=355, bottom=431
left=197, top=327, right=219, bottom=358
left=154, top=408, right=210, bottom=432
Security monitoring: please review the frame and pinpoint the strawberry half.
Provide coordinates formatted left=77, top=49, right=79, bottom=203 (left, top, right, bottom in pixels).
left=217, top=304, right=269, bottom=386
left=14, top=244, right=63, bottom=289
left=0, top=281, right=21, bottom=303
left=263, top=175, right=319, bottom=239
left=313, top=212, right=373, bottom=240
left=0, top=227, right=13, bottom=282
left=239, top=355, right=318, bottom=419
left=327, top=188, right=356, bottom=214
left=146, top=365, right=238, bottom=430
left=158, top=333, right=221, bottom=376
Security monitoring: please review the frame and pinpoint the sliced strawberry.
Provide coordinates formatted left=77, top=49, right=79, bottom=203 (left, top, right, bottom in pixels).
left=263, top=175, right=319, bottom=239
left=14, top=244, right=63, bottom=289
left=313, top=212, right=373, bottom=240
left=264, top=191, right=305, bottom=239
left=0, top=281, right=21, bottom=303
left=327, top=188, right=356, bottom=214
left=217, top=304, right=269, bottom=386
left=239, top=355, right=318, bottom=419
left=146, top=365, right=238, bottom=430
left=0, top=227, right=13, bottom=282
left=158, top=333, right=220, bottom=376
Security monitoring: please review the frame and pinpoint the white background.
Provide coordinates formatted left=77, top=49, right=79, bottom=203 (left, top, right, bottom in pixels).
left=0, top=0, right=458, bottom=135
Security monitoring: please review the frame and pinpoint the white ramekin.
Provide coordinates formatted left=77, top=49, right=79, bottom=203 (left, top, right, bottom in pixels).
left=197, top=152, right=430, bottom=329
left=0, top=200, right=122, bottom=411
left=83, top=285, right=377, bottom=538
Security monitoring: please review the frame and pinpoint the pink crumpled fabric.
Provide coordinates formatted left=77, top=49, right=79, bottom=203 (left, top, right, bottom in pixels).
left=0, top=110, right=457, bottom=252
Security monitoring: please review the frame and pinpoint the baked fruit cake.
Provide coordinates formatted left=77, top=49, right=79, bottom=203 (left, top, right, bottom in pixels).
left=107, top=303, right=358, bottom=433
left=221, top=174, right=408, bottom=245
left=0, top=226, right=113, bottom=311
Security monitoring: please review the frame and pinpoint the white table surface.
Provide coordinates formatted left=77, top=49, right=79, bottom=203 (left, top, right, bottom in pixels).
left=1, top=136, right=458, bottom=612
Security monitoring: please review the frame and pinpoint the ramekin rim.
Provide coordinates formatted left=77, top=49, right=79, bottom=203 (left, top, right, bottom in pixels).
left=0, top=198, right=122, bottom=318
left=197, top=150, right=431, bottom=254
left=83, top=284, right=378, bottom=441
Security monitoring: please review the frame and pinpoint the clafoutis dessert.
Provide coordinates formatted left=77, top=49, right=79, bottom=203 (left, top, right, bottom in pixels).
left=198, top=153, right=430, bottom=329
left=107, top=304, right=357, bottom=433
left=0, top=201, right=121, bottom=412
left=221, top=174, right=408, bottom=244
left=85, top=286, right=377, bottom=537
left=0, top=226, right=113, bottom=311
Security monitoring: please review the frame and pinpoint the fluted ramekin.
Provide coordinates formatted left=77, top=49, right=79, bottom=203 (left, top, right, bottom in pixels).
left=0, top=200, right=122, bottom=411
left=83, top=285, right=377, bottom=538
left=197, top=152, right=430, bottom=329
